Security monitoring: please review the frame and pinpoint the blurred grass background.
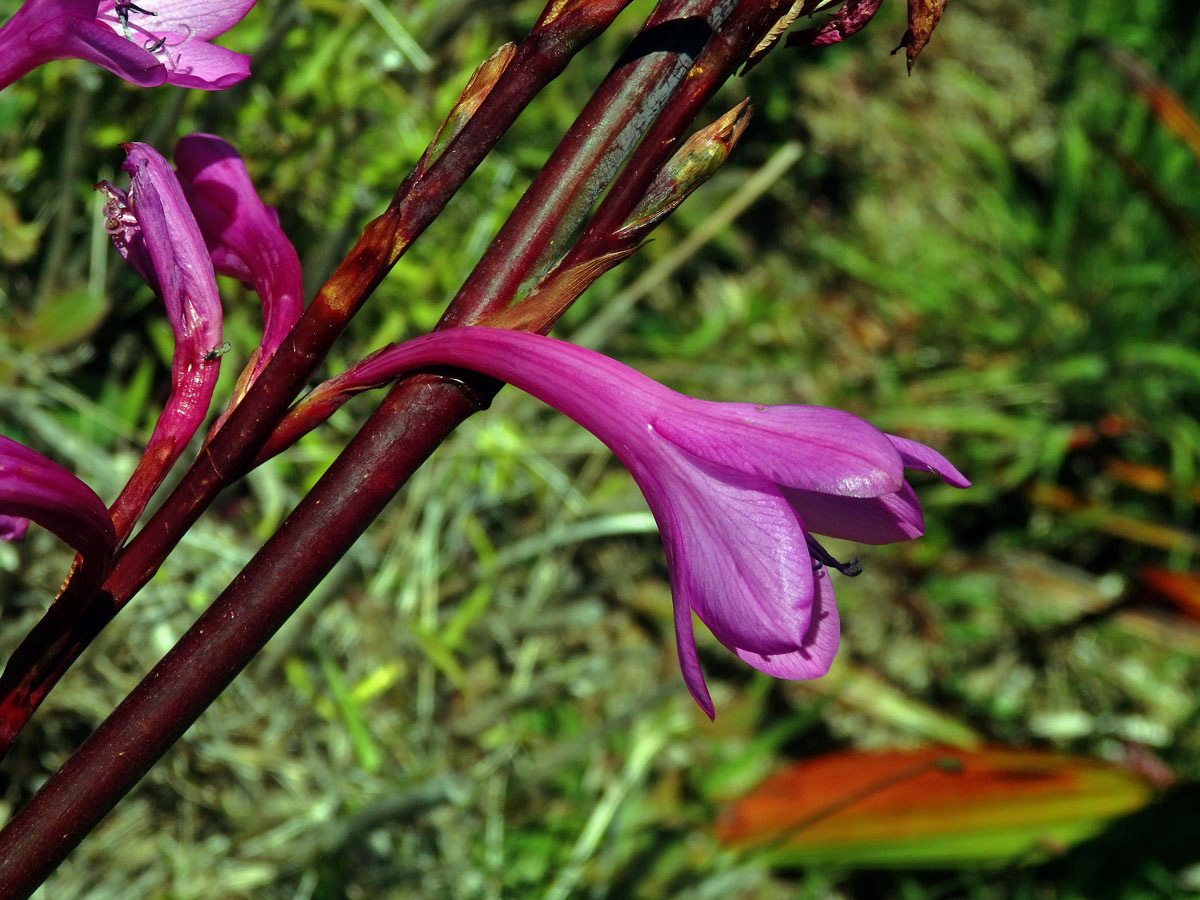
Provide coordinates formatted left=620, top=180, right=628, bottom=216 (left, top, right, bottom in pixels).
left=1, top=0, right=1199, bottom=897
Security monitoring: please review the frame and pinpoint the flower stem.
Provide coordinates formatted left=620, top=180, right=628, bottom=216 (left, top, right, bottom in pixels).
left=438, top=0, right=736, bottom=327
left=0, top=4, right=630, bottom=762
left=0, top=2, right=790, bottom=893
left=260, top=0, right=779, bottom=459
left=0, top=377, right=475, bottom=900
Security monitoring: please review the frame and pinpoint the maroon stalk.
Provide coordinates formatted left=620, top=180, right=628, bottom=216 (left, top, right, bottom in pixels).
left=0, top=1, right=792, bottom=893
left=439, top=0, right=738, bottom=325
left=108, top=0, right=637, bottom=602
left=0, top=0, right=634, bottom=759
left=0, top=377, right=476, bottom=900
left=566, top=1, right=786, bottom=263
left=257, top=0, right=784, bottom=458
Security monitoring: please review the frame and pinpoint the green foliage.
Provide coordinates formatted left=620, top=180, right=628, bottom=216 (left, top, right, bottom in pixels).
left=1, top=0, right=1198, bottom=898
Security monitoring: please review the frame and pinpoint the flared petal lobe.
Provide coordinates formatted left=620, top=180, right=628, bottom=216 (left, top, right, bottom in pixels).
left=0, top=0, right=252, bottom=91
left=654, top=400, right=905, bottom=497
left=636, top=449, right=818, bottom=659
left=108, top=0, right=256, bottom=41
left=731, top=566, right=840, bottom=679
left=94, top=0, right=254, bottom=89
left=887, top=434, right=970, bottom=487
left=0, top=436, right=115, bottom=593
left=782, top=482, right=925, bottom=545
left=174, top=133, right=303, bottom=375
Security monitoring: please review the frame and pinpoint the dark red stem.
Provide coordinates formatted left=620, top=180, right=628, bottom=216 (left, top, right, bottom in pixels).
left=0, top=2, right=791, bottom=894
left=0, top=3, right=630, bottom=761
left=566, top=0, right=785, bottom=263
left=256, top=0, right=782, bottom=457
left=0, top=376, right=477, bottom=900
left=439, top=0, right=735, bottom=325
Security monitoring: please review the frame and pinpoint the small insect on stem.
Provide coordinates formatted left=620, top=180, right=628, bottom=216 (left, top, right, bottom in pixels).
left=203, top=341, right=232, bottom=362
left=114, top=1, right=156, bottom=42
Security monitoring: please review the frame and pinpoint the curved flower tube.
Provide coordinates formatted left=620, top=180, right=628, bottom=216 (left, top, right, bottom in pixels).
left=0, top=435, right=116, bottom=596
left=96, top=142, right=224, bottom=540
left=0, top=515, right=30, bottom=542
left=174, top=133, right=304, bottom=393
left=282, top=327, right=969, bottom=717
left=0, top=0, right=254, bottom=92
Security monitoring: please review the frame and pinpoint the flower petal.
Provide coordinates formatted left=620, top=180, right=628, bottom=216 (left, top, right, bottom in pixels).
left=640, top=449, right=817, bottom=657
left=672, top=595, right=715, bottom=719
left=732, top=566, right=840, bottom=679
left=887, top=434, right=970, bottom=487
left=0, top=515, right=31, bottom=542
left=101, top=142, right=224, bottom=538
left=654, top=400, right=905, bottom=498
left=781, top=481, right=925, bottom=544
left=0, top=5, right=165, bottom=89
left=157, top=38, right=250, bottom=90
left=0, top=435, right=115, bottom=592
left=174, top=133, right=303, bottom=372
left=94, top=0, right=253, bottom=90
left=106, top=0, right=256, bottom=41
left=121, top=143, right=224, bottom=420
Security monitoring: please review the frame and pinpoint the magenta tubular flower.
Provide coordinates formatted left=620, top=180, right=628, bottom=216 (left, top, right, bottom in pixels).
left=174, top=133, right=303, bottom=390
left=0, top=435, right=116, bottom=595
left=97, top=142, right=223, bottom=539
left=295, top=327, right=969, bottom=717
left=0, top=0, right=254, bottom=92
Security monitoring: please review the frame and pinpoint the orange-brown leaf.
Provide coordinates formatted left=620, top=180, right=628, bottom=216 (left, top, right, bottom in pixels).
left=1092, top=39, right=1200, bottom=167
left=1139, top=567, right=1200, bottom=622
left=716, top=746, right=1153, bottom=866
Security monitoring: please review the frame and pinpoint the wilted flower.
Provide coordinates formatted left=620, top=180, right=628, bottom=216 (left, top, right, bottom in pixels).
left=287, top=327, right=969, bottom=716
left=0, top=435, right=116, bottom=595
left=0, top=0, right=254, bottom=91
left=96, top=141, right=224, bottom=539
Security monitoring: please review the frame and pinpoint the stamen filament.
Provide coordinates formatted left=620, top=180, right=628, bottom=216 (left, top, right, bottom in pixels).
left=805, top=533, right=863, bottom=577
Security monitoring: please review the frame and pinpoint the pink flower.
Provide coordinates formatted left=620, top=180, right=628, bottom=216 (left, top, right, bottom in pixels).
left=94, top=135, right=303, bottom=534
left=174, top=133, right=304, bottom=389
left=0, top=0, right=254, bottom=91
left=0, top=435, right=116, bottom=595
left=96, top=142, right=224, bottom=538
left=294, top=327, right=969, bottom=717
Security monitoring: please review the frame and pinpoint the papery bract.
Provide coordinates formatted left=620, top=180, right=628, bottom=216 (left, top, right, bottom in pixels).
left=0, top=435, right=116, bottom=595
left=284, top=327, right=969, bottom=717
left=174, top=133, right=304, bottom=390
left=96, top=141, right=224, bottom=540
left=0, top=0, right=254, bottom=91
